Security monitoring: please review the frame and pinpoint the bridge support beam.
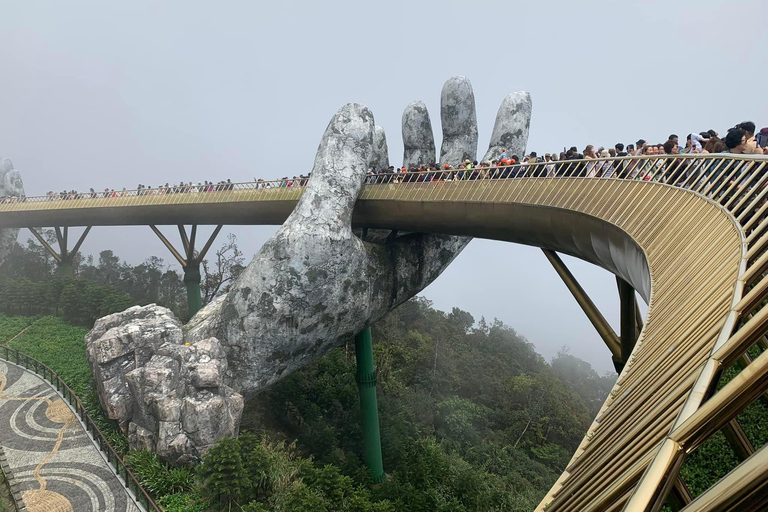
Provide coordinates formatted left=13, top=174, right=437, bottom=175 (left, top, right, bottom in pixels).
left=542, top=250, right=622, bottom=365
left=149, top=224, right=222, bottom=317
left=354, top=327, right=385, bottom=483
left=667, top=476, right=693, bottom=511
left=29, top=226, right=92, bottom=277
left=618, top=277, right=639, bottom=372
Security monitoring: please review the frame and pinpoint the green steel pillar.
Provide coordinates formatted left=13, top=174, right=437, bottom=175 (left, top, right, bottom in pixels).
left=354, top=327, right=385, bottom=483
left=57, top=258, right=74, bottom=278
left=183, top=265, right=203, bottom=317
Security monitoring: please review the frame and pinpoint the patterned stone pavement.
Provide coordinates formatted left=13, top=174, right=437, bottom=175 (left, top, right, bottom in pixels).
left=0, top=359, right=142, bottom=512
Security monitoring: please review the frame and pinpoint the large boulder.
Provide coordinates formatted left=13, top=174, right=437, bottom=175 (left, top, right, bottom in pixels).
left=0, top=158, right=24, bottom=268
left=86, top=305, right=242, bottom=465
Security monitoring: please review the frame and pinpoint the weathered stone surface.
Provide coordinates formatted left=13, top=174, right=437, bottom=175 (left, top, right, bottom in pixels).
left=482, top=91, right=532, bottom=162
left=0, top=158, right=24, bottom=268
left=370, top=125, right=390, bottom=170
left=87, top=80, right=532, bottom=465
left=439, top=76, right=478, bottom=166
left=402, top=101, right=436, bottom=167
left=86, top=305, right=243, bottom=465
left=181, top=104, right=469, bottom=400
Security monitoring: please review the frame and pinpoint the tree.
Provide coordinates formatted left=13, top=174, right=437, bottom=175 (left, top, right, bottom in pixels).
left=550, top=349, right=616, bottom=418
left=199, top=436, right=250, bottom=510
left=201, top=233, right=245, bottom=304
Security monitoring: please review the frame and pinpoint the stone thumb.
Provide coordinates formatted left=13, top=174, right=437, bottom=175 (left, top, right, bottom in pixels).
left=288, top=103, right=375, bottom=234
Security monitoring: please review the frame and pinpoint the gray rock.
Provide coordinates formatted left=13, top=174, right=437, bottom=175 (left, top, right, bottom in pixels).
left=370, top=126, right=390, bottom=170
left=439, top=76, right=478, bottom=166
left=182, top=103, right=468, bottom=400
left=402, top=101, right=436, bottom=167
left=482, top=91, right=532, bottom=162
left=0, top=158, right=24, bottom=268
left=86, top=305, right=243, bottom=465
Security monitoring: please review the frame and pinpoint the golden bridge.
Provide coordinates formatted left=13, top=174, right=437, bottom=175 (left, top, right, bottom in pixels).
left=1, top=153, right=767, bottom=511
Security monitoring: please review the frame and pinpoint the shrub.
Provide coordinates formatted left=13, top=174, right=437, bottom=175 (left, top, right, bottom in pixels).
left=158, top=492, right=206, bottom=512
left=199, top=437, right=250, bottom=509
left=124, top=451, right=195, bottom=497
left=0, top=314, right=38, bottom=343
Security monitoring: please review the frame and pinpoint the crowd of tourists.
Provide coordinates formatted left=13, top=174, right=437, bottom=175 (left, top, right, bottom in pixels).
left=365, top=121, right=768, bottom=183
left=1, top=122, right=766, bottom=204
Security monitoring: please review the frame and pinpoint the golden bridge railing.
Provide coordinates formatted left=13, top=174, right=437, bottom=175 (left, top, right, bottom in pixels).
left=1, top=153, right=768, bottom=511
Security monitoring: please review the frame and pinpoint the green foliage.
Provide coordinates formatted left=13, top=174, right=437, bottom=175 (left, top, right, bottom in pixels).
left=550, top=349, right=616, bottom=418
left=0, top=277, right=135, bottom=326
left=0, top=313, right=38, bottom=343
left=199, top=437, right=250, bottom=509
left=679, top=342, right=768, bottom=498
left=436, top=396, right=490, bottom=445
left=374, top=437, right=530, bottom=511
left=197, top=432, right=394, bottom=511
left=240, top=297, right=607, bottom=510
left=125, top=451, right=195, bottom=497
left=158, top=493, right=206, bottom=512
left=1, top=234, right=247, bottom=323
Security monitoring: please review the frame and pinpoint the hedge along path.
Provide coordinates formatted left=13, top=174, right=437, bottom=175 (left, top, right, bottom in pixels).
left=0, top=358, right=142, bottom=512
left=1, top=323, right=37, bottom=346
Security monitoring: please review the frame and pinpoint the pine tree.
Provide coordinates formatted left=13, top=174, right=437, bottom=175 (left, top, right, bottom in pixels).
left=200, top=436, right=249, bottom=511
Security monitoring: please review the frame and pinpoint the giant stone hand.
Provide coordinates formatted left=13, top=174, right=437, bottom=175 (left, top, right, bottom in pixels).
left=85, top=77, right=532, bottom=464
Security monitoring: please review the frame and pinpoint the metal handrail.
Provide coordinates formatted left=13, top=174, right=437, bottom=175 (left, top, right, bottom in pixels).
left=0, top=345, right=161, bottom=511
left=0, top=153, right=765, bottom=209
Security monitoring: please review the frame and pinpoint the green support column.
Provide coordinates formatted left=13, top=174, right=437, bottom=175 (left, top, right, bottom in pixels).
left=183, top=265, right=203, bottom=316
left=57, top=258, right=74, bottom=278
left=354, top=327, right=385, bottom=483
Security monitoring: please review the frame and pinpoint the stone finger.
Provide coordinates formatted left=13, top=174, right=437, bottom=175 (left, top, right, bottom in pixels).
left=402, top=101, right=436, bottom=168
left=439, top=76, right=478, bottom=166
left=370, top=126, right=390, bottom=170
left=482, top=91, right=532, bottom=162
left=289, top=103, right=375, bottom=233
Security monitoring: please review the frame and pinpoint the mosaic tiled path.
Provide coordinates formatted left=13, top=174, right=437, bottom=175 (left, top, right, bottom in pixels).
left=0, top=359, right=141, bottom=512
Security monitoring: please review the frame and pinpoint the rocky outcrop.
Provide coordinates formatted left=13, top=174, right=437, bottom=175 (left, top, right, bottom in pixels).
left=0, top=158, right=24, bottom=268
left=402, top=101, right=436, bottom=167
left=85, top=305, right=242, bottom=465
left=482, top=92, right=532, bottom=162
left=439, top=76, right=478, bottom=166
left=86, top=78, right=532, bottom=465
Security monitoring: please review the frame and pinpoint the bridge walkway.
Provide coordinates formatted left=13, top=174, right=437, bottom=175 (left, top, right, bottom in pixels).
left=0, top=357, right=142, bottom=512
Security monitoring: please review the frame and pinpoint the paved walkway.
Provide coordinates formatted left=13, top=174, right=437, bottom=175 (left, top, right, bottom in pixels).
left=0, top=359, right=141, bottom=512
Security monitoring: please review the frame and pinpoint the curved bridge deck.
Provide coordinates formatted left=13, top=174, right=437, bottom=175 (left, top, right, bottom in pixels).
left=2, top=154, right=768, bottom=511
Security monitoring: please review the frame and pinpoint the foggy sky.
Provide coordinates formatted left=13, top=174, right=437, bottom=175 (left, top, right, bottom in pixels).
left=1, top=0, right=766, bottom=373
